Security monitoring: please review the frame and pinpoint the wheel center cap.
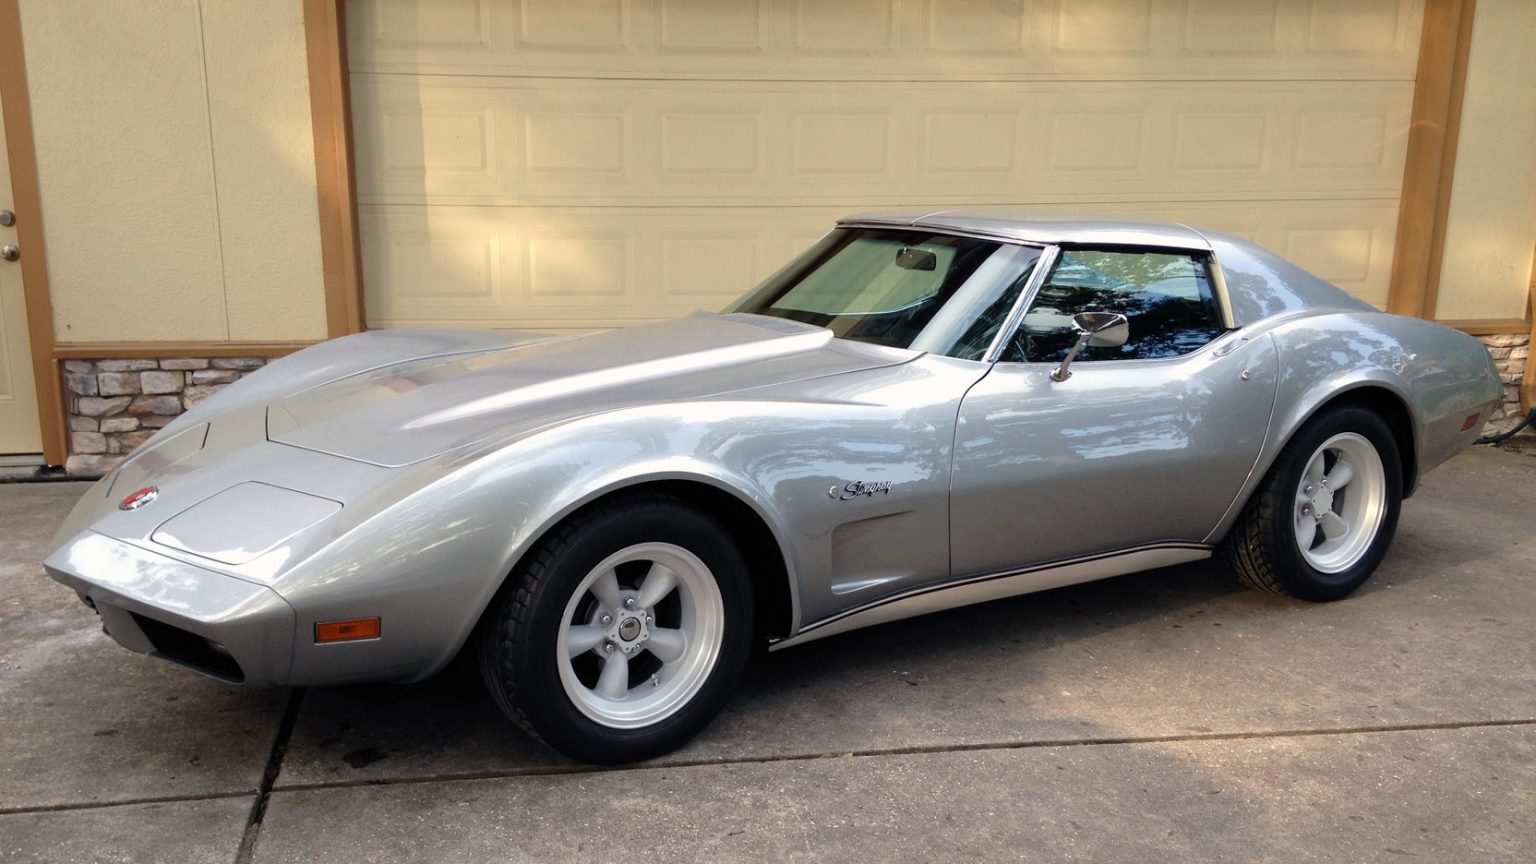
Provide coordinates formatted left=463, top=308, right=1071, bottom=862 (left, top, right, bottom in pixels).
left=1315, top=487, right=1335, bottom=515
left=617, top=617, right=643, bottom=642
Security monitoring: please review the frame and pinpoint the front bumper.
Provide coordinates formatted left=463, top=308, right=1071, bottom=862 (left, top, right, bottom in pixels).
left=44, top=532, right=297, bottom=685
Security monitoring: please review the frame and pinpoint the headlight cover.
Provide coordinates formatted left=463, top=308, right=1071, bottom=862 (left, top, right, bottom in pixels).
left=152, top=481, right=342, bottom=566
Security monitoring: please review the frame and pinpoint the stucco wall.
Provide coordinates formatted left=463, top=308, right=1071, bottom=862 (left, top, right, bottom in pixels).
left=1435, top=0, right=1536, bottom=321
left=19, top=0, right=327, bottom=343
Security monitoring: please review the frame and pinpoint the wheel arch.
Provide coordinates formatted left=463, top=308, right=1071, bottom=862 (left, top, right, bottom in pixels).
left=1313, top=386, right=1418, bottom=497
left=469, top=473, right=799, bottom=656
left=1276, top=382, right=1418, bottom=498
left=1209, top=378, right=1419, bottom=545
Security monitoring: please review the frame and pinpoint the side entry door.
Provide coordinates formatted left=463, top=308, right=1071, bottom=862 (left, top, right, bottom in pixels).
left=950, top=246, right=1277, bottom=577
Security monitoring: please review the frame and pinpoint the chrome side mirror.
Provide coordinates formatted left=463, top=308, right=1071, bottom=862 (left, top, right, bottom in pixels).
left=1049, top=311, right=1129, bottom=382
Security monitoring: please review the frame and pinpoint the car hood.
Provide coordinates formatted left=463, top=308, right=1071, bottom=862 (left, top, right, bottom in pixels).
left=266, top=313, right=915, bottom=467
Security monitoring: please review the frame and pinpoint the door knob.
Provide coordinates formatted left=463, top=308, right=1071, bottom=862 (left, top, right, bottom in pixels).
left=0, top=209, right=14, bottom=227
left=1, top=245, right=18, bottom=262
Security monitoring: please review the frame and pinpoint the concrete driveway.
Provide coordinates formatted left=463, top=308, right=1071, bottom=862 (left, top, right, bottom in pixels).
left=3, top=446, right=1533, bottom=863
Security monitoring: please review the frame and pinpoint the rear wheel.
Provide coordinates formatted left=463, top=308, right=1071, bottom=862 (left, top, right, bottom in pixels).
left=1222, top=405, right=1402, bottom=601
left=478, top=493, right=753, bottom=764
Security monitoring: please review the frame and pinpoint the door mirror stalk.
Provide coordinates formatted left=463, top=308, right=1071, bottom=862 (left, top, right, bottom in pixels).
left=1050, top=312, right=1129, bottom=382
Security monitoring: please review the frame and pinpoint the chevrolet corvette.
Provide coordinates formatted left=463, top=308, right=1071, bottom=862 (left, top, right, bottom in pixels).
left=45, top=211, right=1502, bottom=763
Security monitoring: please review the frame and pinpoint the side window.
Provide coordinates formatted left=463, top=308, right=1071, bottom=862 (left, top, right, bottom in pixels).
left=1001, top=249, right=1226, bottom=363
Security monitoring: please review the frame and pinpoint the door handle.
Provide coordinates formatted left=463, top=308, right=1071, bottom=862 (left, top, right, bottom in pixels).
left=1212, top=336, right=1249, bottom=358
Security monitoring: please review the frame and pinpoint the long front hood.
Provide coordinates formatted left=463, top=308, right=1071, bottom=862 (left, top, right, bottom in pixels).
left=266, top=314, right=913, bottom=467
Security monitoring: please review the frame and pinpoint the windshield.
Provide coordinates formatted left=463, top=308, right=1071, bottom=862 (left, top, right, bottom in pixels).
left=727, top=228, right=1043, bottom=360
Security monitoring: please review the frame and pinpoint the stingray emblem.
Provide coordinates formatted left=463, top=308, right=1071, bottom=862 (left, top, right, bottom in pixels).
left=118, top=486, right=159, bottom=511
left=830, top=480, right=893, bottom=500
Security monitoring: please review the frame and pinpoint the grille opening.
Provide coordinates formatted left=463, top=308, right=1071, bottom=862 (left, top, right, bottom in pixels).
left=130, top=613, right=246, bottom=683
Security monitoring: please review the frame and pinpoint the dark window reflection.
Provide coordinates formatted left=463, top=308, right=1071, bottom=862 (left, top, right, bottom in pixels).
left=1001, top=249, right=1227, bottom=363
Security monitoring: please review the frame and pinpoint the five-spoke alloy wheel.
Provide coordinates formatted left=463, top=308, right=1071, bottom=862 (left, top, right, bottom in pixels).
left=1292, top=432, right=1388, bottom=575
left=478, top=493, right=753, bottom=764
left=557, top=542, right=724, bottom=729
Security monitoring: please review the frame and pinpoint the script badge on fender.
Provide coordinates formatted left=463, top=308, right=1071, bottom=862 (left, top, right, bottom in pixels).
left=118, top=486, right=159, bottom=511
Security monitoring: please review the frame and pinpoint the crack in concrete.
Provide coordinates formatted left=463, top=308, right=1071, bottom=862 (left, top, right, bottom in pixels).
left=0, top=790, right=253, bottom=817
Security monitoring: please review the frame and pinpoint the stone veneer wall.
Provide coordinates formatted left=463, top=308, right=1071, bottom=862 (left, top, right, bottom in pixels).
left=1477, top=334, right=1532, bottom=436
left=62, top=357, right=269, bottom=476
left=53, top=336, right=1532, bottom=475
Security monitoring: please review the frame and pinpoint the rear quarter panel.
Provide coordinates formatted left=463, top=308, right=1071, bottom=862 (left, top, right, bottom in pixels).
left=1205, top=311, right=1500, bottom=543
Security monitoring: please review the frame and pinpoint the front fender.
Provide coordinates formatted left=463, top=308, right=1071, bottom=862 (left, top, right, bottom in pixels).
left=274, top=403, right=809, bottom=684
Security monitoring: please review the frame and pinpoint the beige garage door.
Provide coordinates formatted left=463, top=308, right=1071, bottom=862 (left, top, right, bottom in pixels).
left=348, top=0, right=1423, bottom=333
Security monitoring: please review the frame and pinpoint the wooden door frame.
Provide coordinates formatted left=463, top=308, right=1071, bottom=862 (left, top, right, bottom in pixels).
left=0, top=0, right=64, bottom=464
left=305, top=0, right=366, bottom=339
left=1388, top=0, right=1477, bottom=323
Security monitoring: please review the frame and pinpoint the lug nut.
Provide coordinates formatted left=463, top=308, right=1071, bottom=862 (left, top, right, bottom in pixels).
left=600, top=613, right=612, bottom=625
left=624, top=597, right=636, bottom=609
left=603, top=641, right=615, bottom=653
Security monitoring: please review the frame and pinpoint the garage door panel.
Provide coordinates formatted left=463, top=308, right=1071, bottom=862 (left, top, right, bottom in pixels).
left=354, top=76, right=1412, bottom=205
left=361, top=201, right=1396, bottom=329
left=360, top=0, right=495, bottom=52
left=348, top=0, right=1422, bottom=81
left=359, top=210, right=505, bottom=318
left=657, top=0, right=769, bottom=53
left=355, top=100, right=500, bottom=196
left=362, top=205, right=841, bottom=329
left=660, top=111, right=768, bottom=180
left=1305, top=0, right=1418, bottom=55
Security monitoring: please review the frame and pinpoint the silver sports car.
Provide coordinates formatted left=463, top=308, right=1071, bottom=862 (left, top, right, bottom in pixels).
left=46, top=212, right=1502, bottom=763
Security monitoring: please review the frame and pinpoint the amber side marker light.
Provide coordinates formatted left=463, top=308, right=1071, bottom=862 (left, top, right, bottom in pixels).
left=315, top=618, right=381, bottom=643
left=1461, top=413, right=1480, bottom=432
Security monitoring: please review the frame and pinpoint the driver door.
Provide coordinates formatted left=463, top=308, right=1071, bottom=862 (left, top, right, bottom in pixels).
left=949, top=247, right=1277, bottom=576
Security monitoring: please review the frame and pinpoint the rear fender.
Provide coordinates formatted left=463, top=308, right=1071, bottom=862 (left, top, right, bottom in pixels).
left=1203, top=313, right=1496, bottom=543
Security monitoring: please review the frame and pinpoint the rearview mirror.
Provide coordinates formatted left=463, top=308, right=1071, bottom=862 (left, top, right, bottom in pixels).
left=1050, top=311, right=1130, bottom=382
left=895, top=247, right=937, bottom=271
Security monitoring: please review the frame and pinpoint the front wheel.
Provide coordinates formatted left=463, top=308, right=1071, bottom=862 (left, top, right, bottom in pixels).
left=1222, top=404, right=1403, bottom=601
left=478, top=494, right=753, bottom=764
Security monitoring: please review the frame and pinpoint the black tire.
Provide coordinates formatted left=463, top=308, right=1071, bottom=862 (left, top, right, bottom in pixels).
left=477, top=493, right=754, bottom=764
left=1221, top=404, right=1403, bottom=601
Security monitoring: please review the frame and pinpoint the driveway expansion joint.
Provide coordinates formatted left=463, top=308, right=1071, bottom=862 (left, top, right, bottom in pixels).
left=232, top=687, right=306, bottom=864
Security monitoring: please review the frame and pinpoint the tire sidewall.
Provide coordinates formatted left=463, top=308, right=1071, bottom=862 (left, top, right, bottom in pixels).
left=501, top=499, right=753, bottom=764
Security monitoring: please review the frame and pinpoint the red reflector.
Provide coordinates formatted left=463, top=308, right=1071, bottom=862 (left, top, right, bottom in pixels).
left=315, top=618, right=380, bottom=643
left=1461, top=413, right=1480, bottom=432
